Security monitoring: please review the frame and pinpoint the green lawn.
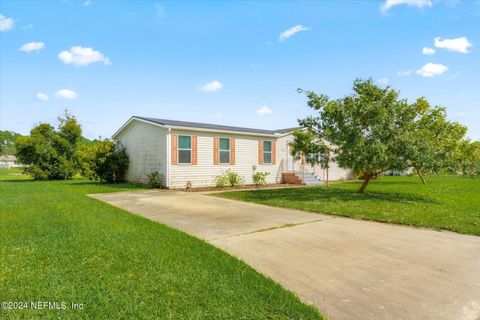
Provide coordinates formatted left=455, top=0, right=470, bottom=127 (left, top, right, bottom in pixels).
left=0, top=169, right=322, bottom=319
left=217, top=175, right=480, bottom=236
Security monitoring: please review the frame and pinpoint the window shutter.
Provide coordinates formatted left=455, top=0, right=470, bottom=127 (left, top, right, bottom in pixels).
left=258, top=139, right=264, bottom=165
left=213, top=137, right=219, bottom=165
left=230, top=138, right=235, bottom=165
left=192, top=135, right=198, bottom=165
left=171, top=134, right=178, bottom=165
left=272, top=140, right=276, bottom=165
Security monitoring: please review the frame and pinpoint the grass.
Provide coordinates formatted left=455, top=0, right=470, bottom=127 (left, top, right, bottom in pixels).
left=216, top=175, right=480, bottom=236
left=0, top=168, right=323, bottom=319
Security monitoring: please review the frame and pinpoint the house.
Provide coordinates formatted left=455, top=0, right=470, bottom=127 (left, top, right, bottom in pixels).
left=113, top=116, right=351, bottom=188
left=0, top=155, right=21, bottom=169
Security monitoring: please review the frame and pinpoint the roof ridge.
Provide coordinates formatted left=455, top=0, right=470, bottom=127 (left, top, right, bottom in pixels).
left=134, top=116, right=299, bottom=135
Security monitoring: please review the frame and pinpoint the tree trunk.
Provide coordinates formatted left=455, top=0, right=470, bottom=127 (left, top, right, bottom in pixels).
left=326, top=167, right=329, bottom=187
left=415, top=167, right=426, bottom=185
left=356, top=174, right=371, bottom=193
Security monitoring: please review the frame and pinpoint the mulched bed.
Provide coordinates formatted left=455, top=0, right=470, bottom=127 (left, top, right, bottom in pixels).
left=177, top=183, right=304, bottom=193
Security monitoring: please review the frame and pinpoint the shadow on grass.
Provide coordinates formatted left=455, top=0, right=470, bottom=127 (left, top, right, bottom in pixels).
left=65, top=180, right=144, bottom=189
left=369, top=180, right=425, bottom=185
left=236, top=186, right=438, bottom=205
left=0, top=178, right=35, bottom=183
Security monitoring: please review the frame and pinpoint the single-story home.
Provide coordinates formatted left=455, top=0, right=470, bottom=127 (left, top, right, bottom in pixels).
left=0, top=155, right=21, bottom=169
left=113, top=116, right=351, bottom=188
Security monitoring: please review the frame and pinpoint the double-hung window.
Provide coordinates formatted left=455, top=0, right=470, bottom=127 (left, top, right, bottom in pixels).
left=178, top=135, right=192, bottom=164
left=263, top=140, right=272, bottom=164
left=219, top=138, right=230, bottom=164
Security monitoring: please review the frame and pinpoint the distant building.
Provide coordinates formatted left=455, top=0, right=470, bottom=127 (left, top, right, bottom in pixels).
left=0, top=155, right=21, bottom=169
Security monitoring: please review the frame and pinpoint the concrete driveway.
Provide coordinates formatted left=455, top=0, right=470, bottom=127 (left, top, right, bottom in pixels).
left=90, top=190, right=480, bottom=320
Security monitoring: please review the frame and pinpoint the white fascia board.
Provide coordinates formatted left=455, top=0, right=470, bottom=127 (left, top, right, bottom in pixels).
left=112, top=117, right=167, bottom=139
left=165, top=125, right=279, bottom=138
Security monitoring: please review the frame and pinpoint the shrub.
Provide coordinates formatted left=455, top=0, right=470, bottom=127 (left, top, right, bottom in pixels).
left=15, top=112, right=81, bottom=180
left=147, top=171, right=163, bottom=188
left=227, top=170, right=244, bottom=187
left=253, top=171, right=270, bottom=186
left=77, top=139, right=129, bottom=183
left=214, top=172, right=230, bottom=188
left=214, top=170, right=244, bottom=188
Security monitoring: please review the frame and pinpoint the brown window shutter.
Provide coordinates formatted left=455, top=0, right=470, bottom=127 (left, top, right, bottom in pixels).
left=272, top=140, right=276, bottom=165
left=230, top=138, right=235, bottom=165
left=213, top=137, right=219, bottom=165
left=258, top=139, right=264, bottom=165
left=171, top=134, right=178, bottom=165
left=192, top=135, right=198, bottom=165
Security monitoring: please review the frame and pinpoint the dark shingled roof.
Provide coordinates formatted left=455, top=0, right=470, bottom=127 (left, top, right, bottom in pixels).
left=135, top=116, right=299, bottom=135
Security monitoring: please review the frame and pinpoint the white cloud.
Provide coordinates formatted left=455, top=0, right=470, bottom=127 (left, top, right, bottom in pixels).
left=422, top=47, right=436, bottom=55
left=278, top=25, right=310, bottom=42
left=255, top=106, right=273, bottom=116
left=55, top=89, right=78, bottom=100
left=0, top=14, right=14, bottom=32
left=397, top=70, right=412, bottom=76
left=199, top=80, right=223, bottom=93
left=83, top=0, right=92, bottom=6
left=19, top=42, right=45, bottom=52
left=58, top=46, right=111, bottom=66
left=378, top=78, right=390, bottom=85
left=416, top=63, right=448, bottom=77
left=381, top=0, right=432, bottom=12
left=434, top=37, right=473, bottom=53
left=36, top=92, right=49, bottom=101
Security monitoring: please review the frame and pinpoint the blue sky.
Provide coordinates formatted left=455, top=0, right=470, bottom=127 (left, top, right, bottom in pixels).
left=1, top=0, right=479, bottom=140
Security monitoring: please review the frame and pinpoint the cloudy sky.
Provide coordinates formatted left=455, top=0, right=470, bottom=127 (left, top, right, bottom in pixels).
left=0, top=0, right=479, bottom=139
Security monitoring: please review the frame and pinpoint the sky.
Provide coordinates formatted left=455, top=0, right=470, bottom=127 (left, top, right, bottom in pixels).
left=0, top=0, right=479, bottom=140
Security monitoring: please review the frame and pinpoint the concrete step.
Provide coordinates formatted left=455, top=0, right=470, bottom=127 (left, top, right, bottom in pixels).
left=294, top=172, right=322, bottom=186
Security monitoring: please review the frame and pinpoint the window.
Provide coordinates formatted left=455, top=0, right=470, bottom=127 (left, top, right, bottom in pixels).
left=263, top=140, right=272, bottom=164
left=219, top=138, right=230, bottom=164
left=178, top=135, right=192, bottom=164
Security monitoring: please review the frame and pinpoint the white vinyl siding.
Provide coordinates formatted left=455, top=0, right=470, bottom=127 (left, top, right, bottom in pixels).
left=168, top=130, right=285, bottom=188
left=115, top=120, right=168, bottom=185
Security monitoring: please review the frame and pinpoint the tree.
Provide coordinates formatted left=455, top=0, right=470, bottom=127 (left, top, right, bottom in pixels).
left=298, top=79, right=415, bottom=193
left=399, top=98, right=467, bottom=184
left=77, top=139, right=129, bottom=183
left=289, top=129, right=331, bottom=186
left=298, top=79, right=468, bottom=193
left=0, top=130, right=21, bottom=155
left=456, top=140, right=480, bottom=178
left=15, top=112, right=82, bottom=180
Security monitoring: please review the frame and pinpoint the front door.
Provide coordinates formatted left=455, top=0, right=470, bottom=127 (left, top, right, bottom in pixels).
left=286, top=146, right=294, bottom=171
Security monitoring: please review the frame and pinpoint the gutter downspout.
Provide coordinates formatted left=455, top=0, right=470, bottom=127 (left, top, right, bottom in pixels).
left=166, top=127, right=171, bottom=188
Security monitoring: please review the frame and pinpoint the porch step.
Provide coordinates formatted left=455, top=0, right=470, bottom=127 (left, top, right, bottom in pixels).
left=282, top=172, right=303, bottom=184
left=282, top=172, right=322, bottom=185
left=295, top=171, right=322, bottom=186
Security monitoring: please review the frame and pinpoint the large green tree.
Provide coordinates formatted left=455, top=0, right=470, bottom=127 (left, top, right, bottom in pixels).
left=297, top=79, right=466, bottom=193
left=456, top=140, right=480, bottom=178
left=298, top=79, right=411, bottom=192
left=399, top=98, right=467, bottom=184
left=77, top=139, right=129, bottom=183
left=15, top=112, right=82, bottom=180
left=0, top=130, right=21, bottom=155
